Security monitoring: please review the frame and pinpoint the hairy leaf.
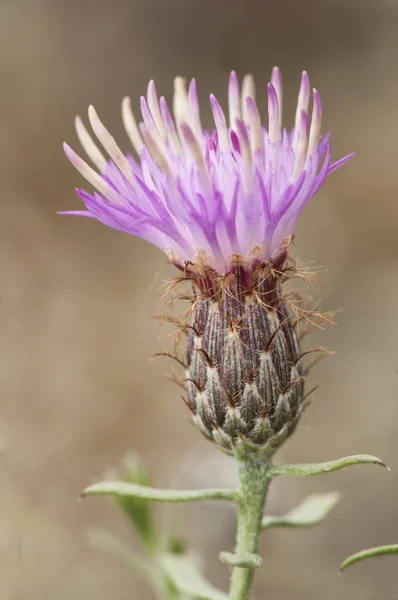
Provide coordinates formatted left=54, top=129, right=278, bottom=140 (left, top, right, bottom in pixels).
left=262, top=492, right=340, bottom=529
left=340, top=545, right=398, bottom=571
left=82, top=481, right=237, bottom=503
left=270, top=454, right=388, bottom=478
left=160, top=553, right=229, bottom=600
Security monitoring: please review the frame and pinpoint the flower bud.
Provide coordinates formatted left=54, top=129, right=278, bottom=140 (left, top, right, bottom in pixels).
left=182, top=246, right=305, bottom=455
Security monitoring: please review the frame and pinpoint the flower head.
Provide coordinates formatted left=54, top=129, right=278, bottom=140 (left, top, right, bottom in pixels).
left=63, top=68, right=352, bottom=273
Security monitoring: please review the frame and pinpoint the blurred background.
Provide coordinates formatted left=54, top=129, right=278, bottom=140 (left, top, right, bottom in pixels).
left=1, top=0, right=398, bottom=597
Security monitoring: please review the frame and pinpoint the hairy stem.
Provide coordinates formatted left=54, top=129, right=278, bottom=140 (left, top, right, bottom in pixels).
left=228, top=457, right=271, bottom=600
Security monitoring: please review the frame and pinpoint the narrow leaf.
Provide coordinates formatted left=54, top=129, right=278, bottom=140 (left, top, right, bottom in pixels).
left=160, top=553, right=229, bottom=600
left=90, top=530, right=178, bottom=599
left=340, top=545, right=398, bottom=571
left=270, top=454, right=388, bottom=478
left=262, top=492, right=340, bottom=529
left=108, top=454, right=157, bottom=551
left=219, top=551, right=263, bottom=569
left=88, top=529, right=151, bottom=582
left=82, top=481, right=237, bottom=503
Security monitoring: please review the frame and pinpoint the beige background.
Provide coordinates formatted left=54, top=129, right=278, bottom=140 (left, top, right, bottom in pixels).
left=1, top=0, right=398, bottom=598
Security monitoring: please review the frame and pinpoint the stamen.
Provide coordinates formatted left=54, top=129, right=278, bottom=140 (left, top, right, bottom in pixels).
left=88, top=105, right=137, bottom=188
left=140, top=95, right=165, bottom=149
left=173, top=77, right=189, bottom=133
left=147, top=80, right=167, bottom=140
left=292, top=110, right=309, bottom=180
left=180, top=123, right=209, bottom=183
left=139, top=122, right=172, bottom=177
left=159, top=96, right=183, bottom=158
left=270, top=66, right=283, bottom=126
left=188, top=79, right=204, bottom=144
left=63, top=142, right=120, bottom=203
left=306, top=88, right=322, bottom=160
left=235, top=118, right=253, bottom=191
left=74, top=116, right=107, bottom=171
left=210, top=94, right=230, bottom=153
left=293, top=71, right=310, bottom=148
left=228, top=71, right=241, bottom=128
left=235, top=119, right=252, bottom=164
left=246, top=97, right=262, bottom=154
left=121, top=96, right=145, bottom=155
left=241, top=74, right=256, bottom=125
left=267, top=83, right=280, bottom=146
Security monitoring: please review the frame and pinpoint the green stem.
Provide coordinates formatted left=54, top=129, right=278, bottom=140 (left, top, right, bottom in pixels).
left=228, top=457, right=271, bottom=600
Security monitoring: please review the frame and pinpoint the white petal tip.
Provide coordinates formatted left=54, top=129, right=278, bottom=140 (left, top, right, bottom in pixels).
left=174, top=76, right=186, bottom=89
left=88, top=105, right=98, bottom=122
left=271, top=66, right=281, bottom=78
left=63, top=142, right=74, bottom=156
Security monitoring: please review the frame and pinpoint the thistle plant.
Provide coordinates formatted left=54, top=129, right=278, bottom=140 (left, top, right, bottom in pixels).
left=63, top=68, right=387, bottom=599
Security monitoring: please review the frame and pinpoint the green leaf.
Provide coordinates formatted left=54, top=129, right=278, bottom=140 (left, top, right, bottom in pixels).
left=269, top=454, right=388, bottom=478
left=160, top=553, right=229, bottom=600
left=109, top=454, right=157, bottom=551
left=82, top=481, right=237, bottom=503
left=340, top=544, right=398, bottom=571
left=88, top=529, right=151, bottom=582
left=219, top=551, right=263, bottom=569
left=262, top=492, right=340, bottom=529
left=89, top=530, right=182, bottom=599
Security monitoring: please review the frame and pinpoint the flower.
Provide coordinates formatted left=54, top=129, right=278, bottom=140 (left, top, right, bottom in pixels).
left=63, top=68, right=352, bottom=273
left=63, top=69, right=352, bottom=455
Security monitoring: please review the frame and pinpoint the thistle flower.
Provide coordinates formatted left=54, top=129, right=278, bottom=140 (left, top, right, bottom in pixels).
left=63, top=68, right=352, bottom=455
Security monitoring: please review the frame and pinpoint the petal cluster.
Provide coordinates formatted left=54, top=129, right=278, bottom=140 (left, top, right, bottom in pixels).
left=63, top=68, right=352, bottom=272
